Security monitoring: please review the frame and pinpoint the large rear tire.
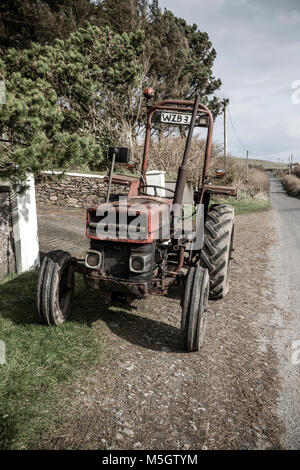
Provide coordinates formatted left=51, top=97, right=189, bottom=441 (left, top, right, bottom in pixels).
left=200, top=204, right=234, bottom=299
left=181, top=266, right=209, bottom=352
left=37, top=250, right=74, bottom=325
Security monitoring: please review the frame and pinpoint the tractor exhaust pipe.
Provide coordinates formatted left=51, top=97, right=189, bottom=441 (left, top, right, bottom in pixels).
left=172, top=95, right=200, bottom=228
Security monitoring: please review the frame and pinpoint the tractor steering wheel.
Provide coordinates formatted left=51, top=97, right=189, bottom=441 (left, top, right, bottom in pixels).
left=138, top=185, right=175, bottom=199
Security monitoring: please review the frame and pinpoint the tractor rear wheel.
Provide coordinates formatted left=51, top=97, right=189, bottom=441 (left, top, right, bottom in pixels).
left=37, top=250, right=74, bottom=325
left=200, top=204, right=234, bottom=299
left=181, top=266, right=209, bottom=352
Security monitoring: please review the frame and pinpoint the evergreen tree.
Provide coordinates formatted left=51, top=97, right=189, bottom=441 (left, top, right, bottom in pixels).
left=0, top=0, right=99, bottom=49
left=98, top=1, right=223, bottom=142
left=0, top=23, right=144, bottom=190
left=0, top=1, right=224, bottom=186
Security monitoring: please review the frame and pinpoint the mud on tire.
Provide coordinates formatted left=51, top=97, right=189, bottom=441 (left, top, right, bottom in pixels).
left=37, top=250, right=74, bottom=325
left=200, top=204, right=234, bottom=300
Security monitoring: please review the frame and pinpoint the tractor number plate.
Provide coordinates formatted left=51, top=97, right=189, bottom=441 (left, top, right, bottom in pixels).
left=157, top=112, right=208, bottom=127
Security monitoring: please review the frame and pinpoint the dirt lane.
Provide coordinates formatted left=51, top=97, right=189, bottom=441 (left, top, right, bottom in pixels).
left=269, top=176, right=300, bottom=449
left=39, top=210, right=284, bottom=450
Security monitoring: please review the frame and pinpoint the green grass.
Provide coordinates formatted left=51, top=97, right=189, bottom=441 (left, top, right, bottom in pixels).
left=0, top=270, right=110, bottom=450
left=212, top=194, right=271, bottom=215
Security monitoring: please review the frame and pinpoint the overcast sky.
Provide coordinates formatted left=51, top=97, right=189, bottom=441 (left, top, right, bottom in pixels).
left=159, top=0, right=300, bottom=163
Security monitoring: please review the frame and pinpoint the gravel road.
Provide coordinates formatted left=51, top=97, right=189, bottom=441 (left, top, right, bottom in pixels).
left=37, top=182, right=300, bottom=450
left=38, top=208, right=284, bottom=450
left=269, top=176, right=300, bottom=449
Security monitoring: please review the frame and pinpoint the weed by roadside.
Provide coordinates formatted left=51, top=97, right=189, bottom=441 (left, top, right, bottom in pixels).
left=211, top=161, right=271, bottom=214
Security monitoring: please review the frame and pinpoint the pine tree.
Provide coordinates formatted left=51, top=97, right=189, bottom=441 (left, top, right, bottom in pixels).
left=0, top=0, right=99, bottom=48
left=0, top=23, right=144, bottom=190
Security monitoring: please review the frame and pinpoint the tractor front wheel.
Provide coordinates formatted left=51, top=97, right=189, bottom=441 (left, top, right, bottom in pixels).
left=37, top=250, right=74, bottom=325
left=181, top=266, right=209, bottom=352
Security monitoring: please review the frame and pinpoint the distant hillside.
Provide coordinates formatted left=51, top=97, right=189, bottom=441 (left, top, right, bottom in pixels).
left=232, top=156, right=289, bottom=170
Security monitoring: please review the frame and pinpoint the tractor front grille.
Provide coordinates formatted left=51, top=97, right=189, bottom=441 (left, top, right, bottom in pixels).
left=89, top=240, right=155, bottom=282
left=87, top=209, right=148, bottom=241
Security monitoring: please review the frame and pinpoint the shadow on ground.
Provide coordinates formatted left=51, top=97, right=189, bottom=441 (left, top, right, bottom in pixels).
left=0, top=271, right=182, bottom=353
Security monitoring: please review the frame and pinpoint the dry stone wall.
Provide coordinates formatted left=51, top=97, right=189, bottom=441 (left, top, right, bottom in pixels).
left=35, top=172, right=128, bottom=208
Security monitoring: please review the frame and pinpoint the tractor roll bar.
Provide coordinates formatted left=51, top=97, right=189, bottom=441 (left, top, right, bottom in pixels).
left=141, top=98, right=214, bottom=194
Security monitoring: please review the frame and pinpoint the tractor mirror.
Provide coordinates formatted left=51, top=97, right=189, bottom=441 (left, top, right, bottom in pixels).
left=215, top=169, right=226, bottom=178
left=108, top=146, right=131, bottom=163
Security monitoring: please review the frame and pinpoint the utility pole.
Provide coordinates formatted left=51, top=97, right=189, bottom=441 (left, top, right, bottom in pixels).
left=246, top=150, right=249, bottom=180
left=223, top=99, right=227, bottom=165
left=278, top=158, right=282, bottom=176
left=291, top=153, right=293, bottom=173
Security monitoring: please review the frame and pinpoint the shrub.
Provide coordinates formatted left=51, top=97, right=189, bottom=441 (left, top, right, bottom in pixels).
left=292, top=165, right=300, bottom=179
left=131, top=135, right=222, bottom=183
left=131, top=136, right=270, bottom=201
left=282, top=174, right=300, bottom=197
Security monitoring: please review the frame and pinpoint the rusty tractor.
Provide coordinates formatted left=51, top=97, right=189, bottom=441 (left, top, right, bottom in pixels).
left=37, top=89, right=236, bottom=352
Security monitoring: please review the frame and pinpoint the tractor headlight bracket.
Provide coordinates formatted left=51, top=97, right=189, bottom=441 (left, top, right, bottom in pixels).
left=129, top=254, right=152, bottom=273
left=85, top=250, right=102, bottom=270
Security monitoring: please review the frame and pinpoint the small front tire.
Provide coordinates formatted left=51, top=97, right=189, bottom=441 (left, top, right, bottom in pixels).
left=37, top=250, right=74, bottom=325
left=181, top=266, right=209, bottom=352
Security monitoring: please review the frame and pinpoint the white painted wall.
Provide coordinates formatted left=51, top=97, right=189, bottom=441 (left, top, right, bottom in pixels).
left=43, top=170, right=105, bottom=179
left=146, top=170, right=166, bottom=197
left=11, top=174, right=40, bottom=273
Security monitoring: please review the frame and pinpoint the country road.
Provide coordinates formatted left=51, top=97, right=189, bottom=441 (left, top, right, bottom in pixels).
left=269, top=176, right=300, bottom=449
left=36, top=206, right=283, bottom=450
left=35, top=181, right=300, bottom=450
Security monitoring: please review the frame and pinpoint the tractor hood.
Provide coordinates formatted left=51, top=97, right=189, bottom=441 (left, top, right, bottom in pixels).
left=86, top=196, right=172, bottom=243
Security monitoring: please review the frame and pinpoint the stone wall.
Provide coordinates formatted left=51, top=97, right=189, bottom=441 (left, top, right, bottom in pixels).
left=35, top=172, right=128, bottom=208
left=0, top=185, right=16, bottom=280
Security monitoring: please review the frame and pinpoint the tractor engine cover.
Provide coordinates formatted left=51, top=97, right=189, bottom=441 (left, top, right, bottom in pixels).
left=86, top=197, right=172, bottom=244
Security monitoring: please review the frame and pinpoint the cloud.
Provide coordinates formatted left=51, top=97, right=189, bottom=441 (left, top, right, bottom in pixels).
left=286, top=116, right=300, bottom=139
left=159, top=0, right=300, bottom=162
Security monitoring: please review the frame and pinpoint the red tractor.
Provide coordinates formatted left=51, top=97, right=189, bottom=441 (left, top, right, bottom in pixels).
left=37, top=91, right=236, bottom=352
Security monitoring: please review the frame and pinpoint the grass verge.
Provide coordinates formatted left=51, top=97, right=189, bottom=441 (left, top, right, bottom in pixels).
left=0, top=270, right=107, bottom=450
left=212, top=194, right=271, bottom=215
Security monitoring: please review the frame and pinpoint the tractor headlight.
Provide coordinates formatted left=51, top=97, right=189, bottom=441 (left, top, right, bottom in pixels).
left=85, top=250, right=102, bottom=269
left=129, top=254, right=151, bottom=273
